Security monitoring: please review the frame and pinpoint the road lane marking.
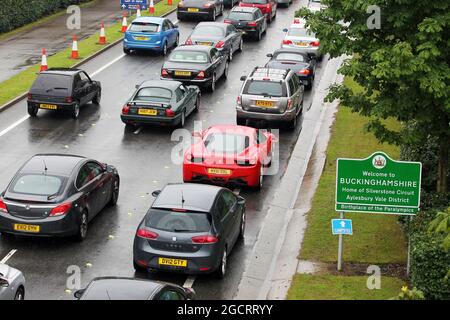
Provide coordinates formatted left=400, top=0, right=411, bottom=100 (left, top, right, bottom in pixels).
left=91, top=54, right=126, bottom=77
left=183, top=275, right=196, bottom=288
left=0, top=249, right=18, bottom=264
left=0, top=115, right=29, bottom=138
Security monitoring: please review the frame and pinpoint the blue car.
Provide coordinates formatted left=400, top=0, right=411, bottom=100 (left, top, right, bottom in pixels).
left=123, top=17, right=179, bottom=56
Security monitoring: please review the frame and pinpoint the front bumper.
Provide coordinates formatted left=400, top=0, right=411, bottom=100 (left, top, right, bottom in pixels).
left=121, top=113, right=182, bottom=127
left=236, top=105, right=297, bottom=122
left=183, top=163, right=260, bottom=187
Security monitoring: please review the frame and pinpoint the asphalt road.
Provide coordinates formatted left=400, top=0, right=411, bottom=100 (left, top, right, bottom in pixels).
left=0, top=1, right=330, bottom=300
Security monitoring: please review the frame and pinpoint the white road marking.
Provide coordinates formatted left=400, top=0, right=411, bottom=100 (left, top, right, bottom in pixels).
left=0, top=115, right=29, bottom=138
left=0, top=249, right=18, bottom=264
left=183, top=275, right=196, bottom=288
left=90, top=54, right=126, bottom=77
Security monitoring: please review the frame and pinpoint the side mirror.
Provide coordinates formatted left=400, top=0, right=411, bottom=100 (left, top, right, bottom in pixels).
left=174, top=25, right=179, bottom=28
left=283, top=28, right=288, bottom=33
left=151, top=190, right=161, bottom=197
left=135, top=84, right=140, bottom=89
left=74, top=289, right=85, bottom=299
left=240, top=76, right=247, bottom=81
left=237, top=196, right=245, bottom=205
left=266, top=53, right=273, bottom=58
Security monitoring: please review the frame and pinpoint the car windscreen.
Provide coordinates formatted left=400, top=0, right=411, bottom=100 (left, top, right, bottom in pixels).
left=240, top=0, right=268, bottom=4
left=288, top=28, right=315, bottom=37
left=31, top=74, right=72, bottom=92
left=204, top=133, right=250, bottom=154
left=169, top=51, right=209, bottom=63
left=192, top=26, right=225, bottom=37
left=9, top=174, right=65, bottom=197
left=135, top=87, right=172, bottom=102
left=145, top=209, right=212, bottom=233
left=243, top=80, right=286, bottom=97
left=275, top=53, right=306, bottom=62
left=228, top=12, right=254, bottom=21
left=129, top=22, right=160, bottom=33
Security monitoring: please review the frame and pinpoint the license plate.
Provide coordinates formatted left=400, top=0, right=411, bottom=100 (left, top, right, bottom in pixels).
left=295, top=42, right=308, bottom=47
left=174, top=70, right=192, bottom=76
left=188, top=8, right=199, bottom=12
left=40, top=104, right=57, bottom=110
left=135, top=36, right=149, bottom=41
left=158, top=257, right=187, bottom=267
left=197, top=42, right=213, bottom=46
left=255, top=100, right=274, bottom=108
left=138, top=108, right=157, bottom=116
left=208, top=168, right=232, bottom=175
left=13, top=224, right=40, bottom=233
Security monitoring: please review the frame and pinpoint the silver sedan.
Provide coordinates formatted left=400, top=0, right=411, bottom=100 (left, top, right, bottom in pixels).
left=0, top=263, right=25, bottom=300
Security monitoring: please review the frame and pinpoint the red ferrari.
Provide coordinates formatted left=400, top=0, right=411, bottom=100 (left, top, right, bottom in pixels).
left=183, top=125, right=275, bottom=189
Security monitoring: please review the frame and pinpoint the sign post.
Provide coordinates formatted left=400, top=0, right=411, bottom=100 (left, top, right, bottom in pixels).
left=331, top=215, right=353, bottom=271
left=120, top=0, right=148, bottom=10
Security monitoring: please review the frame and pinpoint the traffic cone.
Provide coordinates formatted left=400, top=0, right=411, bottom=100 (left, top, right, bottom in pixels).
left=121, top=13, right=128, bottom=32
left=71, top=35, right=79, bottom=59
left=40, top=48, right=48, bottom=72
left=98, top=21, right=106, bottom=44
left=136, top=5, right=141, bottom=17
left=149, top=0, right=155, bottom=14
left=168, top=0, right=173, bottom=6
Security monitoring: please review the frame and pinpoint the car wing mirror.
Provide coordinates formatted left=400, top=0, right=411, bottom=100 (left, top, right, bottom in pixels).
left=240, top=76, right=247, bottom=81
left=174, top=25, right=179, bottom=28
left=135, top=84, right=140, bottom=89
left=237, top=196, right=245, bottom=205
left=74, top=289, right=85, bottom=299
left=266, top=53, right=273, bottom=58
left=283, top=28, right=288, bottom=33
left=151, top=190, right=161, bottom=197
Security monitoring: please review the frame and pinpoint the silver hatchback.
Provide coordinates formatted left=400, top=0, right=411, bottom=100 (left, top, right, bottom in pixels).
left=0, top=263, right=25, bottom=300
left=282, top=24, right=323, bottom=61
left=236, top=67, right=304, bottom=129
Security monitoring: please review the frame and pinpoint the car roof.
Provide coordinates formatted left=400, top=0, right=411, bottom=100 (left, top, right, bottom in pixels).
left=273, top=48, right=309, bottom=56
left=21, top=154, right=86, bottom=176
left=131, top=16, right=165, bottom=24
left=139, top=80, right=182, bottom=90
left=152, top=183, right=223, bottom=212
left=81, top=277, right=163, bottom=300
left=175, top=45, right=212, bottom=53
left=196, top=22, right=228, bottom=29
left=205, top=124, right=256, bottom=135
left=41, top=68, right=82, bottom=75
left=231, top=6, right=259, bottom=13
left=248, top=67, right=290, bottom=81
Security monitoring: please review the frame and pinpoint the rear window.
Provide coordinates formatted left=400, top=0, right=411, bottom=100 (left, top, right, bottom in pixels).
left=169, top=50, right=209, bottom=63
left=228, top=12, right=254, bottom=21
left=192, top=26, right=225, bottom=37
left=31, top=74, right=72, bottom=92
left=204, top=133, right=250, bottom=154
left=146, top=209, right=212, bottom=233
left=243, top=80, right=286, bottom=97
left=129, top=22, right=160, bottom=32
left=135, top=87, right=172, bottom=102
left=241, top=0, right=268, bottom=4
left=275, top=53, right=307, bottom=62
left=10, top=174, right=65, bottom=197
left=288, top=28, right=315, bottom=37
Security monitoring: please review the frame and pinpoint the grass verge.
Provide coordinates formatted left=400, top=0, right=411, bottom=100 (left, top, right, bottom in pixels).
left=0, top=0, right=179, bottom=107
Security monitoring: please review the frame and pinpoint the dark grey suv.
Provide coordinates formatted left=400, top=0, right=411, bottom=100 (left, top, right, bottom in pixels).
left=236, top=67, right=304, bottom=129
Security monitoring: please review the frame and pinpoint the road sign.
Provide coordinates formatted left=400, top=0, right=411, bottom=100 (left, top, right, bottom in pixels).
left=335, top=152, right=421, bottom=216
left=332, top=219, right=353, bottom=235
left=120, top=0, right=148, bottom=10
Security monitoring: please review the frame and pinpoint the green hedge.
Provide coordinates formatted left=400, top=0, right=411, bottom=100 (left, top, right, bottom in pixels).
left=0, top=0, right=90, bottom=33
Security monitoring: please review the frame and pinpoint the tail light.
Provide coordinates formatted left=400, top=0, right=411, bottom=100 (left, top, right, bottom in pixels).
left=203, top=2, right=213, bottom=8
left=165, top=108, right=175, bottom=117
left=195, top=71, right=205, bottom=79
left=49, top=203, right=72, bottom=217
left=122, top=104, right=130, bottom=115
left=247, top=22, right=257, bottom=27
left=137, top=228, right=159, bottom=240
left=215, top=40, right=225, bottom=49
left=0, top=200, right=8, bottom=214
left=237, top=95, right=241, bottom=105
left=283, top=39, right=292, bottom=45
left=65, top=96, right=73, bottom=103
left=298, top=69, right=311, bottom=75
left=224, top=19, right=232, bottom=24
left=191, top=235, right=218, bottom=244
left=287, top=99, right=293, bottom=109
left=266, top=4, right=271, bottom=12
left=310, top=41, right=320, bottom=47
left=185, top=38, right=193, bottom=45
left=161, top=68, right=169, bottom=78
left=178, top=1, right=184, bottom=7
left=293, top=18, right=301, bottom=24
left=27, top=93, right=33, bottom=100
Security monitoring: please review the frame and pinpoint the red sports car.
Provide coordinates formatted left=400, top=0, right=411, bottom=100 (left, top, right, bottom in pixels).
left=183, top=125, right=275, bottom=189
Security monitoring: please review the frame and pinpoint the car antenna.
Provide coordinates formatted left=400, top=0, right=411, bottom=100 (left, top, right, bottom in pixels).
left=181, top=190, right=185, bottom=207
left=43, top=159, right=48, bottom=175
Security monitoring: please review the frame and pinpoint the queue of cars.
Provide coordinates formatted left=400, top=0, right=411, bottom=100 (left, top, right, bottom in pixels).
left=1, top=0, right=325, bottom=300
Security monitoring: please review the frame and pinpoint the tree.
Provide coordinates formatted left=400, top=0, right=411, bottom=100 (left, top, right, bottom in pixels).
left=297, top=0, right=450, bottom=192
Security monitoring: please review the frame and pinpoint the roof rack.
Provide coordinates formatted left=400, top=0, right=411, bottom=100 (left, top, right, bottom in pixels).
left=250, top=67, right=290, bottom=80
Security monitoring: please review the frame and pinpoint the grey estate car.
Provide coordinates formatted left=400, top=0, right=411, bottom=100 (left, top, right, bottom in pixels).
left=236, top=67, right=304, bottom=129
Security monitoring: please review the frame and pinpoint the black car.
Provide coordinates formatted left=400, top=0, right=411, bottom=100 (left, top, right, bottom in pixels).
left=177, top=0, right=224, bottom=21
left=133, top=183, right=245, bottom=278
left=0, top=154, right=119, bottom=241
left=27, top=68, right=101, bottom=119
left=74, top=277, right=195, bottom=300
left=161, top=45, right=229, bottom=92
left=223, top=0, right=238, bottom=8
left=121, top=80, right=200, bottom=128
left=224, top=7, right=267, bottom=41
left=185, top=22, right=243, bottom=62
left=265, top=49, right=316, bottom=89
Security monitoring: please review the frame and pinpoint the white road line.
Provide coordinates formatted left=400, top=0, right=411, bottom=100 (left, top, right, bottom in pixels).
left=183, top=275, right=196, bottom=288
left=0, top=115, right=29, bottom=138
left=0, top=249, right=18, bottom=264
left=91, top=54, right=126, bottom=77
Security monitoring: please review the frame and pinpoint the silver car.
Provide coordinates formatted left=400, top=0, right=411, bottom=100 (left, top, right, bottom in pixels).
left=281, top=24, right=323, bottom=61
left=0, top=263, right=25, bottom=300
left=236, top=67, right=304, bottom=130
left=307, top=0, right=326, bottom=12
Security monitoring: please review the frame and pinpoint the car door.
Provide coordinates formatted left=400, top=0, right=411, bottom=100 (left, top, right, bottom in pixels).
left=87, top=161, right=111, bottom=211
left=214, top=193, right=235, bottom=249
left=166, top=19, right=177, bottom=46
left=178, top=85, right=195, bottom=115
left=226, top=25, right=239, bottom=52
left=289, top=75, right=303, bottom=113
left=76, top=162, right=107, bottom=217
left=73, top=73, right=86, bottom=105
left=162, top=20, right=172, bottom=46
left=222, top=190, right=241, bottom=246
left=82, top=71, right=97, bottom=101
left=210, top=48, right=225, bottom=78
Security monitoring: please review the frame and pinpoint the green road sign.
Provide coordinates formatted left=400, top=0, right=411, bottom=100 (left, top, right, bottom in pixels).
left=335, top=152, right=422, bottom=215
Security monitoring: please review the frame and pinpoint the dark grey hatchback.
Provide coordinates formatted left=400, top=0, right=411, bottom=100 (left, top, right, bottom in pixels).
left=133, top=183, right=245, bottom=278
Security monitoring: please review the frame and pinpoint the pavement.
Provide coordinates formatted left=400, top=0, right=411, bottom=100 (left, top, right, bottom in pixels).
left=0, top=0, right=339, bottom=300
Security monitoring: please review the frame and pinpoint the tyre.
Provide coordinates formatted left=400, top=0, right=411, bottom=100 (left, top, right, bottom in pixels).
left=27, top=104, right=38, bottom=117
left=108, top=178, right=119, bottom=206
left=14, top=287, right=25, bottom=300
left=228, top=47, right=233, bottom=61
left=238, top=38, right=243, bottom=52
left=174, top=35, right=179, bottom=48
left=162, top=42, right=168, bottom=56
left=133, top=260, right=147, bottom=273
left=75, top=211, right=88, bottom=242
left=123, top=47, right=131, bottom=54
left=211, top=8, right=216, bottom=21
left=92, top=90, right=101, bottom=104
left=236, top=117, right=246, bottom=126
left=72, top=103, right=80, bottom=119
left=288, top=113, right=298, bottom=131
left=238, top=211, right=246, bottom=240
left=178, top=109, right=186, bottom=128
left=223, top=61, right=229, bottom=79
left=194, top=95, right=200, bottom=112
left=255, top=164, right=264, bottom=190
left=209, top=73, right=216, bottom=92
left=214, top=248, right=228, bottom=279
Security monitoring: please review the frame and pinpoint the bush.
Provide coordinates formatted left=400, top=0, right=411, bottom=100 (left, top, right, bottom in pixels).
left=410, top=231, right=450, bottom=299
left=0, top=0, right=90, bottom=34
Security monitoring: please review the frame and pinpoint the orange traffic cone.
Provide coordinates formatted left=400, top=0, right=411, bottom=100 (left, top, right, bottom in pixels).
left=168, top=0, right=173, bottom=6
left=149, top=0, right=155, bottom=14
left=40, top=48, right=48, bottom=72
left=121, top=13, right=128, bottom=32
left=99, top=21, right=106, bottom=44
left=71, top=35, right=79, bottom=59
left=136, top=5, right=141, bottom=17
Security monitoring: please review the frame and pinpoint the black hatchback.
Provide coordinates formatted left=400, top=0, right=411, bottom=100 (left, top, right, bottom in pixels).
left=27, top=68, right=101, bottom=119
left=224, top=7, right=267, bottom=41
left=0, top=154, right=119, bottom=241
left=133, top=183, right=245, bottom=278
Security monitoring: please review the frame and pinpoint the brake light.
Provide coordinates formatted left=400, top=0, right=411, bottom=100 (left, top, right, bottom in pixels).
left=195, top=71, right=205, bottom=79
left=287, top=99, right=293, bottom=109
left=298, top=69, right=311, bottom=75
left=161, top=68, right=169, bottom=78
left=263, top=77, right=270, bottom=81
left=178, top=1, right=184, bottom=7
left=0, top=200, right=8, bottom=214
left=122, top=104, right=130, bottom=115
left=137, top=228, right=159, bottom=240
left=293, top=18, right=300, bottom=24
left=215, top=40, right=225, bottom=49
left=237, top=96, right=241, bottom=105
left=224, top=19, right=232, bottom=24
left=185, top=38, right=193, bottom=45
left=283, top=39, right=292, bottom=45
left=49, top=203, right=72, bottom=217
left=247, top=21, right=257, bottom=27
left=165, top=108, right=175, bottom=117
left=66, top=96, right=73, bottom=103
left=27, top=93, right=32, bottom=100
left=203, top=2, right=213, bottom=7
left=191, top=235, right=218, bottom=244
left=310, top=41, right=320, bottom=47
left=266, top=3, right=271, bottom=11
left=172, top=208, right=187, bottom=212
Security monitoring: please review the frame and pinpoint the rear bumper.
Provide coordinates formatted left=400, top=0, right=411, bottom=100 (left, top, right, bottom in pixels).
left=160, top=76, right=212, bottom=88
left=121, top=113, right=182, bottom=126
left=123, top=39, right=163, bottom=51
left=27, top=100, right=76, bottom=110
left=280, top=45, right=322, bottom=57
left=177, top=8, right=213, bottom=19
left=183, top=163, right=260, bottom=187
left=236, top=105, right=297, bottom=122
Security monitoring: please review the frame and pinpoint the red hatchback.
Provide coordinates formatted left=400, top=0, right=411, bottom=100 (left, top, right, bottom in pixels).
left=239, top=0, right=277, bottom=23
left=183, top=125, right=275, bottom=189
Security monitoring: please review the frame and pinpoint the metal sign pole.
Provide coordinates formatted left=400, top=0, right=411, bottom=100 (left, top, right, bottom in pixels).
left=406, top=216, right=412, bottom=276
left=337, top=211, right=344, bottom=271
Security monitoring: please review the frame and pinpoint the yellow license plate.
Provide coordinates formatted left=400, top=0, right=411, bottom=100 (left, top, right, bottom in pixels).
left=188, top=8, right=199, bottom=12
left=295, top=42, right=308, bottom=47
left=13, top=224, right=40, bottom=233
left=158, top=257, right=187, bottom=267
left=208, top=168, right=232, bottom=175
left=135, top=36, right=149, bottom=41
left=198, top=42, right=213, bottom=46
left=255, top=100, right=274, bottom=107
left=175, top=70, right=192, bottom=76
left=138, top=109, right=158, bottom=116
left=40, top=104, right=57, bottom=110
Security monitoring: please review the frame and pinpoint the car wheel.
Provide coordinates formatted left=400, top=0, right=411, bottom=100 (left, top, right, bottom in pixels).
left=92, top=90, right=101, bottom=104
left=109, top=178, right=119, bottom=206
left=27, top=104, right=38, bottom=117
left=236, top=116, right=246, bottom=126
left=14, top=287, right=25, bottom=300
left=256, top=28, right=262, bottom=41
left=289, top=112, right=298, bottom=131
left=256, top=164, right=264, bottom=190
left=162, top=42, right=168, bottom=56
left=211, top=8, right=216, bottom=21
left=209, top=73, right=216, bottom=92
left=133, top=260, right=148, bottom=273
left=239, top=211, right=246, bottom=240
left=223, top=61, right=229, bottom=79
left=75, top=211, right=88, bottom=242
left=228, top=47, right=233, bottom=61
left=194, top=95, right=200, bottom=112
left=220, top=5, right=224, bottom=16
left=174, top=35, right=179, bottom=47
left=238, top=38, right=243, bottom=52
left=123, top=47, right=131, bottom=54
left=178, top=109, right=186, bottom=128
left=72, top=103, right=80, bottom=119
left=215, top=248, right=227, bottom=279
